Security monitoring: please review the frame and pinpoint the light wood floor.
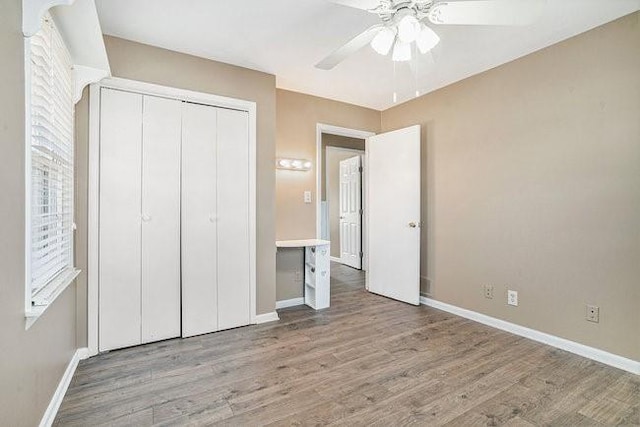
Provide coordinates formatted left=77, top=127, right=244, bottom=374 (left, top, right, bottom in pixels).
left=56, top=263, right=639, bottom=426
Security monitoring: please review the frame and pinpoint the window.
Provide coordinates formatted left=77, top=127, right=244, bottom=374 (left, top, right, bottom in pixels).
left=26, top=13, right=78, bottom=311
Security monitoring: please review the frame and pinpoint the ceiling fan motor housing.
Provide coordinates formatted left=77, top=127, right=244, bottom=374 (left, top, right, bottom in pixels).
left=374, top=0, right=435, bottom=23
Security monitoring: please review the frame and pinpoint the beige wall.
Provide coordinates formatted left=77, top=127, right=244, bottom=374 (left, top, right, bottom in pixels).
left=381, top=12, right=640, bottom=360
left=276, top=89, right=379, bottom=240
left=326, top=147, right=363, bottom=258
left=0, top=1, right=79, bottom=426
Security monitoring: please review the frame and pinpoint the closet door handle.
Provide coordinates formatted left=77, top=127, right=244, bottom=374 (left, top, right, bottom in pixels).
left=141, top=214, right=151, bottom=222
left=209, top=214, right=216, bottom=223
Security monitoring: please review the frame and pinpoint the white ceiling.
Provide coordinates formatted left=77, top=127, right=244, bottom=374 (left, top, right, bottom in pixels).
left=95, top=0, right=640, bottom=110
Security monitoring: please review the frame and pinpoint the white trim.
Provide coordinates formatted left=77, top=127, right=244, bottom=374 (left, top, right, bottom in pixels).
left=87, top=77, right=258, bottom=356
left=72, top=66, right=108, bottom=103
left=99, top=77, right=255, bottom=112
left=316, top=123, right=375, bottom=240
left=420, top=297, right=640, bottom=375
left=87, top=83, right=100, bottom=356
left=38, top=347, right=88, bottom=427
left=325, top=146, right=364, bottom=155
left=24, top=38, right=32, bottom=315
left=25, top=268, right=80, bottom=330
left=22, top=0, right=74, bottom=37
left=330, top=256, right=342, bottom=263
left=76, top=347, right=90, bottom=360
left=248, top=101, right=258, bottom=326
left=316, top=124, right=374, bottom=273
left=276, top=297, right=304, bottom=309
left=255, top=312, right=280, bottom=324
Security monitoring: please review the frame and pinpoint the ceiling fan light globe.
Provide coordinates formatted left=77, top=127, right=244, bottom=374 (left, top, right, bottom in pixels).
left=397, top=15, right=420, bottom=43
left=392, top=40, right=411, bottom=62
left=370, top=27, right=396, bottom=55
left=416, top=25, right=440, bottom=54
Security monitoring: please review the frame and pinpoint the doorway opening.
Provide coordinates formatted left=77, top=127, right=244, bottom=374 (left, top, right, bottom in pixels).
left=316, top=124, right=375, bottom=271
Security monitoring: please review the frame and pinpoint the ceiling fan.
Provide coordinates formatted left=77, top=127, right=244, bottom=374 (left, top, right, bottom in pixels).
left=316, top=0, right=546, bottom=70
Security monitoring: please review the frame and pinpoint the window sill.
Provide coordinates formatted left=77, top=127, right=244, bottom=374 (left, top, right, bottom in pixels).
left=25, top=268, right=80, bottom=330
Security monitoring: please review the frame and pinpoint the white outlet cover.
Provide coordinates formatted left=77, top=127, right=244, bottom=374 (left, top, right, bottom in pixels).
left=304, top=191, right=312, bottom=204
left=507, top=290, right=518, bottom=306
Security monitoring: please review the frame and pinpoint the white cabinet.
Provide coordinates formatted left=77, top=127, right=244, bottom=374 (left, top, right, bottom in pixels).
left=99, top=89, right=182, bottom=352
left=216, top=109, right=251, bottom=331
left=140, top=96, right=182, bottom=343
left=98, top=89, right=143, bottom=352
left=181, top=105, right=251, bottom=337
left=181, top=103, right=219, bottom=338
left=276, top=239, right=331, bottom=310
left=304, top=244, right=330, bottom=309
left=99, top=87, right=253, bottom=350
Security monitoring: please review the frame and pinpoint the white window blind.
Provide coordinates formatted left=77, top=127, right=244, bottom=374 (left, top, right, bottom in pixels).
left=28, top=14, right=75, bottom=305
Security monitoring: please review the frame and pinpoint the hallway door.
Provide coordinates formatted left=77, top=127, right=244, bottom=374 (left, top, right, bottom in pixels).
left=339, top=155, right=362, bottom=269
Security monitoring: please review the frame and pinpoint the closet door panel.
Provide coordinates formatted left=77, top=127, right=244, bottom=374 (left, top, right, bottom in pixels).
left=99, top=88, right=143, bottom=351
left=141, top=95, right=182, bottom=343
left=217, top=109, right=251, bottom=330
left=181, top=103, right=218, bottom=337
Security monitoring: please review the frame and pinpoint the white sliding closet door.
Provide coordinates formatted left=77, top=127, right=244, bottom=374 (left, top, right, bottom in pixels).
left=141, top=96, right=182, bottom=343
left=217, top=109, right=251, bottom=330
left=99, top=88, right=143, bottom=352
left=181, top=103, right=218, bottom=338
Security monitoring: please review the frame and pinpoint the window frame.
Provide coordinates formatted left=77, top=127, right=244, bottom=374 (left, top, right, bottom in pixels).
left=24, top=13, right=80, bottom=328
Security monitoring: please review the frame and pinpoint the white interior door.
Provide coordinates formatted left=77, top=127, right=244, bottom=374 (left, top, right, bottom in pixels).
left=339, top=155, right=362, bottom=269
left=141, top=95, right=182, bottom=343
left=99, top=88, right=143, bottom=351
left=366, top=125, right=421, bottom=305
left=181, top=102, right=218, bottom=338
left=217, top=108, right=251, bottom=331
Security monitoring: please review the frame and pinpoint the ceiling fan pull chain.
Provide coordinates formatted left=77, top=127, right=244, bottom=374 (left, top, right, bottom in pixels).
left=393, top=60, right=398, bottom=103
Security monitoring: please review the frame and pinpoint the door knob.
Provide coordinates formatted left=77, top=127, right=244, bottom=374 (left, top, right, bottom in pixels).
left=209, top=215, right=216, bottom=223
left=142, top=214, right=151, bottom=222
left=408, top=222, right=419, bottom=228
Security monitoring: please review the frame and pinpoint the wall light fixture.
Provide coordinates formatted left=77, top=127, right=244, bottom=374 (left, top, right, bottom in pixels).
left=276, top=158, right=312, bottom=171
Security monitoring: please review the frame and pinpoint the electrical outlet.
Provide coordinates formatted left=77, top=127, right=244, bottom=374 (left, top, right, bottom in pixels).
left=586, top=305, right=599, bottom=323
left=303, top=191, right=312, bottom=204
left=483, top=285, right=494, bottom=299
left=294, top=270, right=302, bottom=283
left=507, top=290, right=518, bottom=306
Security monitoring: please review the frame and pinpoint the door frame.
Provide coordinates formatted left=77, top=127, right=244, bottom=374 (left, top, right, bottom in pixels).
left=316, top=124, right=375, bottom=271
left=88, top=77, right=258, bottom=356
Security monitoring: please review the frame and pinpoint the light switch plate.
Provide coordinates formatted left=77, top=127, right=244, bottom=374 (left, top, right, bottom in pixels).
left=304, top=191, right=312, bottom=204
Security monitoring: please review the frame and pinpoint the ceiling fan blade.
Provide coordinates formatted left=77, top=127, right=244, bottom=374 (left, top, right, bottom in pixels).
left=428, top=0, right=546, bottom=26
left=328, top=0, right=382, bottom=11
left=316, top=25, right=383, bottom=70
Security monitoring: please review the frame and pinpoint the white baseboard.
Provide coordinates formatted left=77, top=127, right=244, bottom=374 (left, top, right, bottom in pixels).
left=276, top=297, right=304, bottom=309
left=255, top=311, right=280, bottom=324
left=330, top=256, right=341, bottom=263
left=420, top=297, right=640, bottom=375
left=76, top=347, right=90, bottom=360
left=39, top=347, right=88, bottom=427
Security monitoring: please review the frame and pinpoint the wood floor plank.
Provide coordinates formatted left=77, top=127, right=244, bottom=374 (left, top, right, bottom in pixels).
left=55, top=263, right=639, bottom=426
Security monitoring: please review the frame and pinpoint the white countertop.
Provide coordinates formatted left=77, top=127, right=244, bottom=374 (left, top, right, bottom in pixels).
left=276, top=239, right=330, bottom=248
